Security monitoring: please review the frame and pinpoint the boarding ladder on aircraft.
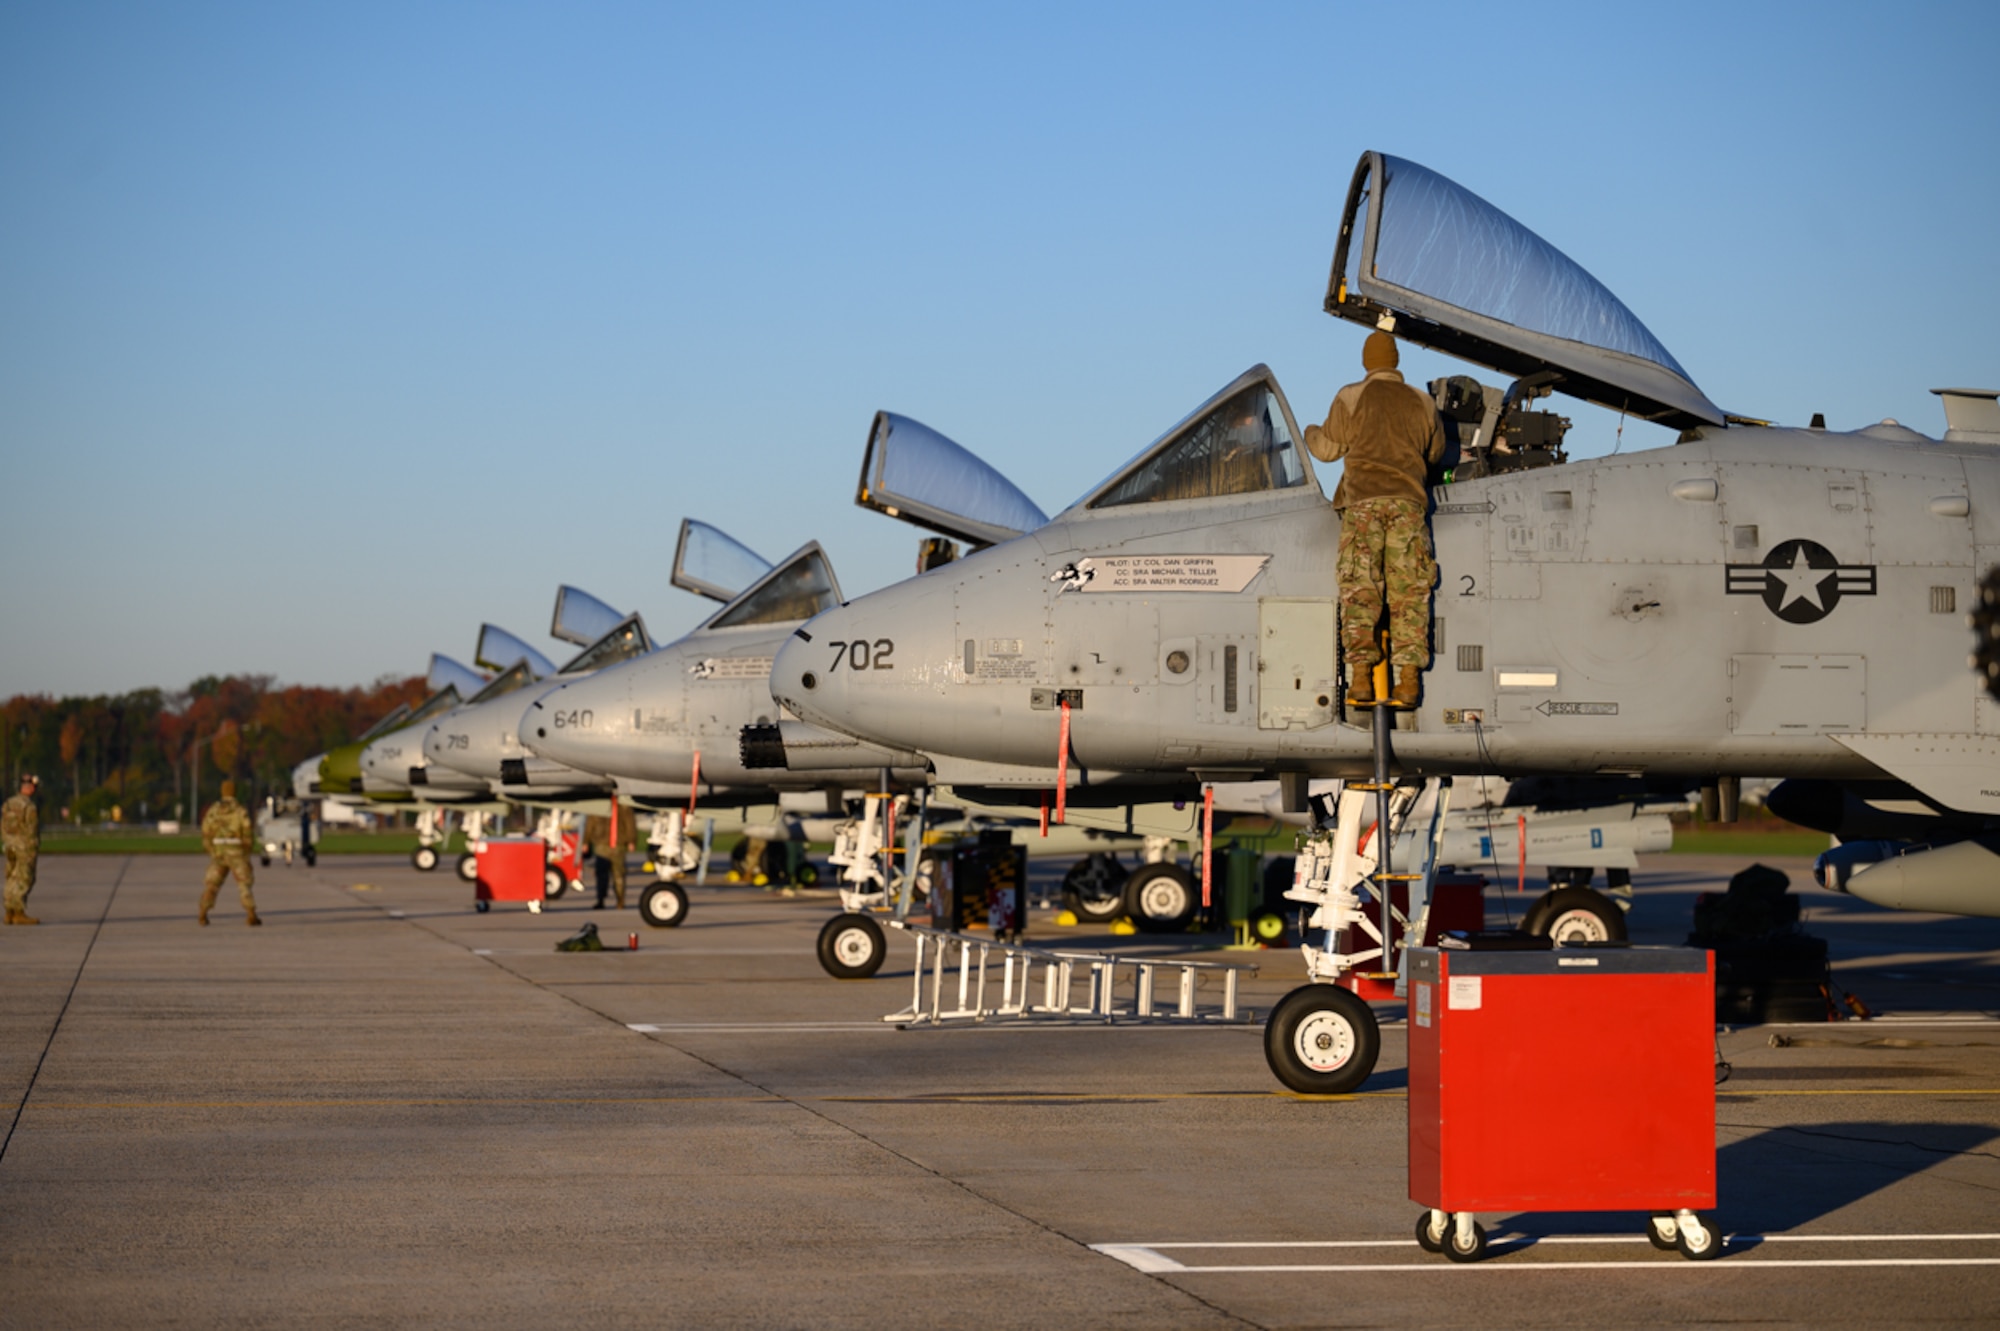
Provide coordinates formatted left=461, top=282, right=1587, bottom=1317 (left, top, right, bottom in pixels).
left=887, top=925, right=1258, bottom=1027
left=1264, top=691, right=1454, bottom=1093
left=1297, top=684, right=1455, bottom=995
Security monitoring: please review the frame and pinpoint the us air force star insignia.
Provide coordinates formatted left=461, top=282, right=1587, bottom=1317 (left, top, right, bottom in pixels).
left=1725, top=538, right=1876, bottom=624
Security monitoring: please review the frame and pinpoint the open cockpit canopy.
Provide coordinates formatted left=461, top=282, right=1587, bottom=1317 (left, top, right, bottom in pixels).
left=557, top=614, right=652, bottom=674
left=702, top=543, right=842, bottom=631
left=857, top=412, right=1049, bottom=547
left=405, top=685, right=466, bottom=727
left=427, top=653, right=488, bottom=698
left=550, top=587, right=628, bottom=647
left=474, top=624, right=556, bottom=678
left=671, top=521, right=774, bottom=603
left=466, top=659, right=538, bottom=706
left=1067, top=365, right=1308, bottom=513
left=354, top=703, right=413, bottom=745
left=1328, top=151, right=1726, bottom=430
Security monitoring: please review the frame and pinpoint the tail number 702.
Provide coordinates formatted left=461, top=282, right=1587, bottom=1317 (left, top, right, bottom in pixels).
left=829, top=639, right=895, bottom=671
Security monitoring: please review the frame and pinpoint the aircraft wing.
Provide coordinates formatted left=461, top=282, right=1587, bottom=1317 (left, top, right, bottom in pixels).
left=1326, top=150, right=1728, bottom=430
left=856, top=411, right=1049, bottom=548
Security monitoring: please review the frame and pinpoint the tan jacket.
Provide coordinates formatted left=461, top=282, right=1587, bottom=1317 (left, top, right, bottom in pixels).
left=1303, top=369, right=1444, bottom=511
left=201, top=798, right=253, bottom=856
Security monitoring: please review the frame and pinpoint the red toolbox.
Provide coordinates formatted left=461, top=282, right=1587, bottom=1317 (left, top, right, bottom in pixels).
left=1407, top=943, right=1719, bottom=1261
left=476, top=837, right=548, bottom=911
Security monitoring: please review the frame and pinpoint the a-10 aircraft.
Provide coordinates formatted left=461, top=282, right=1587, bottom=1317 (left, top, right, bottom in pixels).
left=766, top=149, right=1998, bottom=1089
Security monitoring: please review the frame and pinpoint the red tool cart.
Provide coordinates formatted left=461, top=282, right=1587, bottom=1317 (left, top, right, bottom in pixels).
left=1407, top=943, right=1719, bottom=1261
left=475, top=837, right=549, bottom=913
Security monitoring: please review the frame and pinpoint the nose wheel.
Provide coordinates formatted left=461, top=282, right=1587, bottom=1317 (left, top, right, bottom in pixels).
left=817, top=913, right=887, bottom=979
left=1263, top=983, right=1380, bottom=1094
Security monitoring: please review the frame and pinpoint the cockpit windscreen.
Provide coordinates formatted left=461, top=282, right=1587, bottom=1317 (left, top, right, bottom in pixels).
left=707, top=548, right=841, bottom=629
left=1086, top=381, right=1305, bottom=509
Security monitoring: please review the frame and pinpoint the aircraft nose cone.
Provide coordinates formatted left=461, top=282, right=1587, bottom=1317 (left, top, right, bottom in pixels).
left=771, top=624, right=846, bottom=731
left=520, top=674, right=623, bottom=769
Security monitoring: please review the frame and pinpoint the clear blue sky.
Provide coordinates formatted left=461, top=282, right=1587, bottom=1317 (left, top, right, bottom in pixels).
left=4, top=1, right=1995, bottom=697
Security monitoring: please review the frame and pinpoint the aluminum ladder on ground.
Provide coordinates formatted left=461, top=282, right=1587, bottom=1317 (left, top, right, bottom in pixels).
left=886, top=924, right=1258, bottom=1027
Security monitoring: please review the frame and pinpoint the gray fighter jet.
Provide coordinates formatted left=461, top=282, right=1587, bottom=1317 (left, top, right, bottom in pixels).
left=766, top=150, right=1998, bottom=1084
left=518, top=460, right=1031, bottom=952
left=425, top=525, right=801, bottom=910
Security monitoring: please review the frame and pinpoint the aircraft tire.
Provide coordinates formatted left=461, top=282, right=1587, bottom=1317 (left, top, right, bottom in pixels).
left=1063, top=853, right=1129, bottom=922
left=412, top=845, right=440, bottom=872
left=1263, top=983, right=1379, bottom=1095
left=457, top=853, right=478, bottom=882
left=543, top=867, right=567, bottom=900
left=817, top=912, right=886, bottom=979
left=640, top=882, right=688, bottom=928
left=1524, top=886, right=1627, bottom=945
left=1123, top=862, right=1198, bottom=934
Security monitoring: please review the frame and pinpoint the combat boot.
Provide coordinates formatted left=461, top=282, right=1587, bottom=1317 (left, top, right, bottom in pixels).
left=15, top=912, right=38, bottom=925
left=1347, top=665, right=1377, bottom=707
left=3, top=908, right=16, bottom=925
left=246, top=912, right=262, bottom=927
left=1391, top=667, right=1422, bottom=709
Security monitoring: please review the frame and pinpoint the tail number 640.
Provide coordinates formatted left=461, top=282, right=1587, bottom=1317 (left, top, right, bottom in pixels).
left=829, top=639, right=895, bottom=671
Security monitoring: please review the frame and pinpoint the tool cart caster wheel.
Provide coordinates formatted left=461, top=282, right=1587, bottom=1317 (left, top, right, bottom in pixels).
left=640, top=883, right=688, bottom=928
left=1444, top=1216, right=1487, bottom=1263
left=818, top=913, right=886, bottom=979
left=1264, top=983, right=1380, bottom=1094
left=1674, top=1212, right=1721, bottom=1260
left=1647, top=1214, right=1679, bottom=1250
left=474, top=901, right=490, bottom=914
left=1415, top=1211, right=1448, bottom=1254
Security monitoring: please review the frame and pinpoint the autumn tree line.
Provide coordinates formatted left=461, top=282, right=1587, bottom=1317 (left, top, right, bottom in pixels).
left=2, top=674, right=427, bottom=826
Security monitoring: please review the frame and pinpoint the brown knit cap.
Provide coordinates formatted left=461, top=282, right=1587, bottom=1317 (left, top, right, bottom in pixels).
left=1362, top=331, right=1399, bottom=372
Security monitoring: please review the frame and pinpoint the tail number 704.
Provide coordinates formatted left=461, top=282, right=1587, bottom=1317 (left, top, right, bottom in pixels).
left=829, top=639, right=895, bottom=671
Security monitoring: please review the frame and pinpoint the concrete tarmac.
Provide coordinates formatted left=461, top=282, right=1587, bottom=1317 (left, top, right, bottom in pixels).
left=3, top=853, right=1999, bottom=1328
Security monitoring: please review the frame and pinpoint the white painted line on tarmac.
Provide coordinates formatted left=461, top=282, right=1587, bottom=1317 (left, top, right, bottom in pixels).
left=472, top=949, right=493, bottom=955
left=1756, top=1016, right=2000, bottom=1028
left=1107, top=1257, right=2000, bottom=1273
left=1095, top=1233, right=2000, bottom=1274
left=627, top=1022, right=892, bottom=1033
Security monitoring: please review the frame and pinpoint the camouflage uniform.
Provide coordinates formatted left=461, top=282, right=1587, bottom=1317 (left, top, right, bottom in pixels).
left=584, top=802, right=638, bottom=909
left=1336, top=499, right=1437, bottom=668
left=1304, top=338, right=1445, bottom=674
left=200, top=795, right=260, bottom=926
left=3, top=788, right=39, bottom=924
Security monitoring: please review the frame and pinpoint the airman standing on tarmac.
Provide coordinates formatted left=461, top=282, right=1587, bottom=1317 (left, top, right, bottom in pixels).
left=585, top=800, right=639, bottom=910
left=4, top=774, right=41, bottom=925
left=200, top=779, right=260, bottom=927
left=1304, top=332, right=1445, bottom=708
